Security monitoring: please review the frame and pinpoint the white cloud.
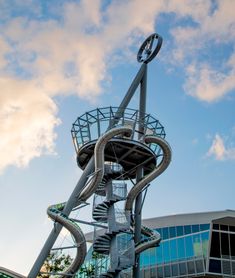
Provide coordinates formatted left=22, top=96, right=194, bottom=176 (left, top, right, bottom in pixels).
left=207, top=134, right=235, bottom=160
left=0, top=77, right=60, bottom=173
left=168, top=0, right=235, bottom=102
left=0, top=0, right=165, bottom=172
left=184, top=62, right=235, bottom=102
left=0, top=0, right=235, bottom=172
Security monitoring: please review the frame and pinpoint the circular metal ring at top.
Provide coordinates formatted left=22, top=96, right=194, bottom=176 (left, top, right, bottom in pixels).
left=137, top=33, right=163, bottom=64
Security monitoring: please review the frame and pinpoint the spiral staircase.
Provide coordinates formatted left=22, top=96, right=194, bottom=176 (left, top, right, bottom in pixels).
left=92, top=164, right=135, bottom=277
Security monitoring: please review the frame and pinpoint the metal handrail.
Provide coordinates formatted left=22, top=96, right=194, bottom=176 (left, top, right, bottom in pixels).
left=71, top=106, right=165, bottom=153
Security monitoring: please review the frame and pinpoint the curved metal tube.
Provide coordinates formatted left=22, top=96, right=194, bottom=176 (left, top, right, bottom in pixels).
left=79, top=127, right=132, bottom=202
left=47, top=126, right=133, bottom=277
left=0, top=267, right=25, bottom=278
left=125, top=135, right=171, bottom=253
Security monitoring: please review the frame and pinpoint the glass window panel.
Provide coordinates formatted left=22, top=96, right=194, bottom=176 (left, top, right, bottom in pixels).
left=209, top=259, right=221, bottom=273
left=187, top=261, right=195, bottom=274
left=169, top=226, right=176, bottom=238
left=230, top=233, right=235, bottom=258
left=170, top=239, right=177, bottom=261
left=140, top=251, right=149, bottom=267
left=195, top=259, right=204, bottom=273
left=193, top=234, right=203, bottom=257
left=157, top=266, right=163, bottom=278
left=156, top=245, right=163, bottom=264
left=162, top=227, right=169, bottom=240
left=229, top=225, right=235, bottom=232
left=177, top=237, right=186, bottom=259
left=164, top=265, right=171, bottom=277
left=150, top=267, right=156, bottom=278
left=149, top=247, right=156, bottom=265
left=200, top=223, right=210, bottom=231
left=176, top=225, right=184, bottom=237
left=144, top=268, right=151, bottom=278
left=220, top=224, right=228, bottom=231
left=163, top=241, right=170, bottom=263
left=210, top=232, right=220, bottom=258
left=201, top=231, right=209, bottom=257
left=156, top=228, right=161, bottom=234
left=221, top=232, right=230, bottom=258
left=184, top=225, right=191, bottom=235
left=171, top=264, right=178, bottom=276
left=185, top=235, right=194, bottom=258
left=213, top=223, right=219, bottom=230
left=192, top=224, right=199, bottom=233
left=179, top=263, right=187, bottom=275
left=232, top=262, right=235, bottom=275
left=222, top=260, right=231, bottom=275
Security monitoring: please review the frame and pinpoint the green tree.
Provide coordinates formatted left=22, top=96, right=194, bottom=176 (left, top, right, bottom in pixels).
left=37, top=252, right=72, bottom=278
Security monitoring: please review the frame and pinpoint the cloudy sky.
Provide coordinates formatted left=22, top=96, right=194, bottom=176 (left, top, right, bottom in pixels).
left=0, top=0, right=235, bottom=275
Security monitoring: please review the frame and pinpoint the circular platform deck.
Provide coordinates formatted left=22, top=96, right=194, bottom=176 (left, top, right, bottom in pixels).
left=77, top=138, right=157, bottom=179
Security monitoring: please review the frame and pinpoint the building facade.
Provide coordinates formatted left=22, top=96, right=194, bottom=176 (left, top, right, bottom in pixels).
left=78, top=210, right=235, bottom=278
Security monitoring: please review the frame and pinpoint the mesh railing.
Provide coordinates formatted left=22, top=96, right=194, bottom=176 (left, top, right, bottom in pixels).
left=112, top=181, right=127, bottom=199
left=71, top=106, right=165, bottom=154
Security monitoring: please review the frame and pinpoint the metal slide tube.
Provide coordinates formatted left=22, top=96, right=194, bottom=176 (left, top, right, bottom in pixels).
left=125, top=136, right=171, bottom=212
left=0, top=267, right=25, bottom=278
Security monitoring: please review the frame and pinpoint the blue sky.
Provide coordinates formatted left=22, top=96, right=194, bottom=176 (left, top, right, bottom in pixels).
left=0, top=0, right=235, bottom=275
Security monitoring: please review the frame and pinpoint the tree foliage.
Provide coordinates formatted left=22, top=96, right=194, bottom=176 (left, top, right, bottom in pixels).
left=37, top=252, right=72, bottom=278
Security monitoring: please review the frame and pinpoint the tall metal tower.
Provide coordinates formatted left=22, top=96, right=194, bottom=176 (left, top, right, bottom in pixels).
left=26, top=33, right=172, bottom=278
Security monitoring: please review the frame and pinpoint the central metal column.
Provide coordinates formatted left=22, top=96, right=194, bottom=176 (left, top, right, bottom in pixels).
left=133, top=63, right=147, bottom=278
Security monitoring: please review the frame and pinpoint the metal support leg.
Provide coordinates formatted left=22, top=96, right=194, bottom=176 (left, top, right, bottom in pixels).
left=133, top=63, right=147, bottom=278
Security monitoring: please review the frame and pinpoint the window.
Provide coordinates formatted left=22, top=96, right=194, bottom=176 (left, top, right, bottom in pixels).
left=220, top=225, right=228, bottom=231
left=157, top=266, right=163, bottom=278
left=213, top=223, right=219, bottom=230
left=169, top=226, right=176, bottom=238
left=192, top=224, right=199, bottom=233
left=156, top=244, right=163, bottom=264
left=179, top=262, right=187, bottom=275
left=193, top=234, right=202, bottom=257
left=176, top=225, right=184, bottom=236
left=162, top=227, right=169, bottom=240
left=230, top=233, right=235, bottom=258
left=187, top=261, right=195, bottom=274
left=164, top=265, right=171, bottom=277
left=222, top=260, right=231, bottom=275
left=184, top=225, right=191, bottom=235
left=185, top=235, right=194, bottom=258
left=195, top=259, right=204, bottom=273
left=232, top=261, right=235, bottom=275
left=200, top=223, right=210, bottom=231
left=201, top=231, right=209, bottom=257
left=177, top=237, right=186, bottom=259
left=163, top=241, right=170, bottom=263
left=170, top=239, right=177, bottom=261
left=209, top=259, right=221, bottom=273
left=229, top=225, right=235, bottom=232
left=171, top=264, right=178, bottom=276
left=221, top=232, right=230, bottom=258
left=210, top=232, right=220, bottom=258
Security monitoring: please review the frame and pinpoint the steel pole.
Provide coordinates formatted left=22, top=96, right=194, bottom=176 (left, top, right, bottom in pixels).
left=133, top=63, right=147, bottom=278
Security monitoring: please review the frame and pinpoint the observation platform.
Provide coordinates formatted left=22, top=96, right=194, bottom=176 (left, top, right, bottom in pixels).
left=71, top=107, right=165, bottom=178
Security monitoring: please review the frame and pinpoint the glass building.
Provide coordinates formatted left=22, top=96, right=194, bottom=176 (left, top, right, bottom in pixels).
left=78, top=210, right=235, bottom=277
